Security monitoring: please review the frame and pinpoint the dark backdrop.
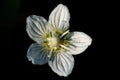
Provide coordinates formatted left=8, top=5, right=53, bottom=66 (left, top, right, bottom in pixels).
left=0, top=0, right=109, bottom=79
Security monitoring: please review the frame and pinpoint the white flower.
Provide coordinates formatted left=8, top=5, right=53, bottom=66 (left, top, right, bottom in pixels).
left=26, top=4, right=92, bottom=77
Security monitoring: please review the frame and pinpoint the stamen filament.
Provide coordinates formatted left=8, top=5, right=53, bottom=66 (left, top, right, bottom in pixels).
left=48, top=49, right=53, bottom=58
left=60, top=30, right=69, bottom=38
left=59, top=44, right=69, bottom=50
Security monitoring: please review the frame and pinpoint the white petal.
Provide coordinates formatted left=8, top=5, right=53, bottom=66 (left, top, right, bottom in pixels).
left=48, top=4, right=70, bottom=31
left=48, top=52, right=74, bottom=77
left=27, top=43, right=48, bottom=65
left=26, top=15, right=48, bottom=44
left=67, top=32, right=92, bottom=55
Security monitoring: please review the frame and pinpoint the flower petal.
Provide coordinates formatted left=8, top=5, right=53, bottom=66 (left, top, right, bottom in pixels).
left=26, top=15, right=48, bottom=44
left=27, top=43, right=48, bottom=65
left=48, top=52, right=74, bottom=77
left=66, top=32, right=92, bottom=55
left=48, top=4, right=70, bottom=32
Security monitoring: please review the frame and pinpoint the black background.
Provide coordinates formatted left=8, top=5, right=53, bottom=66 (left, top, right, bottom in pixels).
left=0, top=0, right=111, bottom=79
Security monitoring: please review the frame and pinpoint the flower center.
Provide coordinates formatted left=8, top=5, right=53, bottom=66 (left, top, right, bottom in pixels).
left=44, top=30, right=70, bottom=53
left=47, top=37, right=59, bottom=49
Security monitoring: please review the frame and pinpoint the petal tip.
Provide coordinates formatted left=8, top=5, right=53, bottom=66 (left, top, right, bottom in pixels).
left=48, top=53, right=74, bottom=77
left=57, top=3, right=64, bottom=7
